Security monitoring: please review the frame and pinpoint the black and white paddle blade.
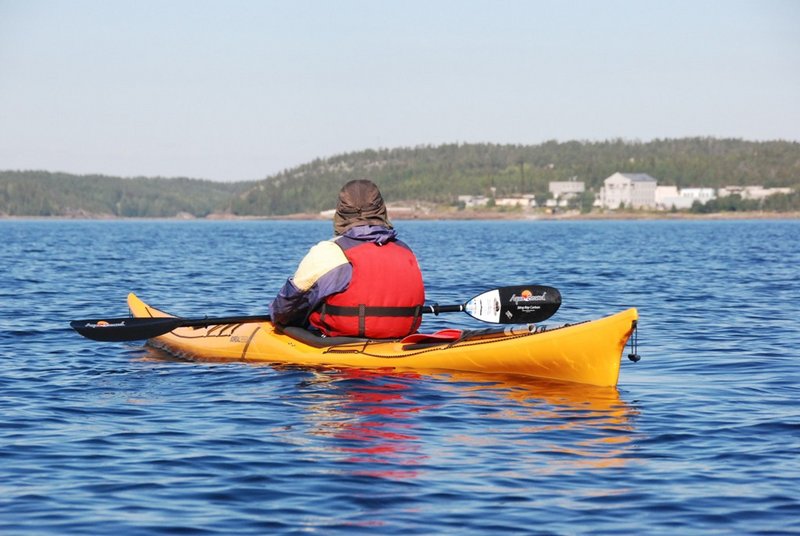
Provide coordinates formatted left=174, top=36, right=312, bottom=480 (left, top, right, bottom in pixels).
left=464, top=285, right=561, bottom=324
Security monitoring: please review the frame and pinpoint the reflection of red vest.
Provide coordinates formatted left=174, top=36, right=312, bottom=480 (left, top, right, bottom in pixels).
left=309, top=238, right=425, bottom=338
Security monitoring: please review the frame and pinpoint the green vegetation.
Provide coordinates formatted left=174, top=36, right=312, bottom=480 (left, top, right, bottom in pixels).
left=229, top=138, right=800, bottom=215
left=691, top=191, right=800, bottom=213
left=2, top=138, right=799, bottom=217
left=0, top=171, right=254, bottom=217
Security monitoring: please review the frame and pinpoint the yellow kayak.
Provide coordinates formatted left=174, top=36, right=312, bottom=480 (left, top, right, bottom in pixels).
left=127, top=293, right=638, bottom=387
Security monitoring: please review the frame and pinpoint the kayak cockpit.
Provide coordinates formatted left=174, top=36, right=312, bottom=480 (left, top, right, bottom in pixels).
left=281, top=326, right=400, bottom=348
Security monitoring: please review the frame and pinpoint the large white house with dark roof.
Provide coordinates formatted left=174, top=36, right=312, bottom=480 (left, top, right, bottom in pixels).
left=600, top=172, right=658, bottom=209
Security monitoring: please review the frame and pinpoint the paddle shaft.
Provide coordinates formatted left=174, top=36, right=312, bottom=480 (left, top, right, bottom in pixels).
left=167, top=315, right=273, bottom=328
left=423, top=304, right=465, bottom=314
left=72, top=284, right=561, bottom=342
left=70, top=306, right=470, bottom=342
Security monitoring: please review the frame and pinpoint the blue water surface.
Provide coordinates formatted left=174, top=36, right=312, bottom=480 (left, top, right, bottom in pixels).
left=1, top=219, right=798, bottom=534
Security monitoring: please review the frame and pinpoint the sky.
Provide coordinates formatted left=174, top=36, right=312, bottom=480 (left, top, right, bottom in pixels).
left=1, top=0, right=798, bottom=182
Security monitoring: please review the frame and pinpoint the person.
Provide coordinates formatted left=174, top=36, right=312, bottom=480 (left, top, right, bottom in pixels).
left=270, top=179, right=425, bottom=339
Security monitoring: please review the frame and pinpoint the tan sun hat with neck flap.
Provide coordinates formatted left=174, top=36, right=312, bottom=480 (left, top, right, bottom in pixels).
left=333, top=179, right=393, bottom=235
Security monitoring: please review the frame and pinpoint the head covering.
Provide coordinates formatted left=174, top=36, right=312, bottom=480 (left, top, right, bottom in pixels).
left=333, top=180, right=393, bottom=235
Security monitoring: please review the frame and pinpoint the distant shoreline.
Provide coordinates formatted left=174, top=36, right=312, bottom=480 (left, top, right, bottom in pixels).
left=2, top=210, right=799, bottom=221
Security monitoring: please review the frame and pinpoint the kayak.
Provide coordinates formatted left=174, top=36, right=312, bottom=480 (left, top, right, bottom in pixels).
left=127, top=293, right=639, bottom=387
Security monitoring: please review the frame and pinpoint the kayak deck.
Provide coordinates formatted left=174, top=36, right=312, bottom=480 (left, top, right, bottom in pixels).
left=128, top=293, right=638, bottom=387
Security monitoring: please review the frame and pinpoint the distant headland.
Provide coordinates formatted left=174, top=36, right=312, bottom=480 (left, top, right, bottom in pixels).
left=3, top=138, right=799, bottom=219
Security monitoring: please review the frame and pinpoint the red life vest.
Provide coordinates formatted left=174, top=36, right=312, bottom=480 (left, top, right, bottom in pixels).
left=309, top=237, right=425, bottom=338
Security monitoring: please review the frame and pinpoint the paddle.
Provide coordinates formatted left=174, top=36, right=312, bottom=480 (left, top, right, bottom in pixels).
left=70, top=315, right=274, bottom=342
left=425, top=284, right=560, bottom=324
left=70, top=284, right=561, bottom=342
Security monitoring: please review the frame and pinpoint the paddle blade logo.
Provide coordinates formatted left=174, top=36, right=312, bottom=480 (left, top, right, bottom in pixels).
left=86, top=320, right=126, bottom=328
left=498, top=285, right=561, bottom=324
left=509, top=289, right=549, bottom=314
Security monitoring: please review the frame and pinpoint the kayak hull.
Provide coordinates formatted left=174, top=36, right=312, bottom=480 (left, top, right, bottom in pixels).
left=127, top=293, right=638, bottom=387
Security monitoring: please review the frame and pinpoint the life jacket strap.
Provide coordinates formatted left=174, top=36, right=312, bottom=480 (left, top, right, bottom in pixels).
left=321, top=304, right=423, bottom=317
left=319, top=303, right=423, bottom=338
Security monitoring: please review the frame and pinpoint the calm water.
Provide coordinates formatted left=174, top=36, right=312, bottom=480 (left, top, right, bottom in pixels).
left=1, top=219, right=799, bottom=535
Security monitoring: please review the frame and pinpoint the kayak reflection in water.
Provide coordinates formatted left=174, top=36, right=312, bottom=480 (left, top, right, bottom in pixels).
left=270, top=180, right=426, bottom=339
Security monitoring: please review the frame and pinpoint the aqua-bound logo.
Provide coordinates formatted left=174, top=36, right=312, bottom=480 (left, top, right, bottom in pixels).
left=510, top=290, right=547, bottom=303
left=86, top=320, right=126, bottom=328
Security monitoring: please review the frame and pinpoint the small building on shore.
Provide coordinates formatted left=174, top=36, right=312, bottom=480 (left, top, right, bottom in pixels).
left=718, top=186, right=794, bottom=200
left=549, top=180, right=585, bottom=198
left=681, top=188, right=716, bottom=203
left=548, top=180, right=585, bottom=208
left=457, top=195, right=490, bottom=208
left=655, top=186, right=716, bottom=210
left=495, top=195, right=536, bottom=208
left=655, top=186, right=690, bottom=210
left=600, top=173, right=658, bottom=209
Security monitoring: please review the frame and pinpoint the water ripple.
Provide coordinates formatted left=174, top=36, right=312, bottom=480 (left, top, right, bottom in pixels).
left=1, top=219, right=799, bottom=534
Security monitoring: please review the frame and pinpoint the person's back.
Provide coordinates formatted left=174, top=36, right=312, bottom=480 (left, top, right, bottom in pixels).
left=270, top=180, right=425, bottom=338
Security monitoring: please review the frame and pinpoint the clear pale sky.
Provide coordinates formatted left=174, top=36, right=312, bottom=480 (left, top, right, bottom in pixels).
left=1, top=0, right=798, bottom=182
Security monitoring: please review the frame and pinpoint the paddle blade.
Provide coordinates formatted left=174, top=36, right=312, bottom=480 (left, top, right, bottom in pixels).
left=464, top=285, right=561, bottom=324
left=70, top=317, right=182, bottom=342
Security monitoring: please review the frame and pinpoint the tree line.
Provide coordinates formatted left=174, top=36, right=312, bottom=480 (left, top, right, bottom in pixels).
left=2, top=138, right=799, bottom=217
left=228, top=138, right=800, bottom=215
left=0, top=171, right=254, bottom=217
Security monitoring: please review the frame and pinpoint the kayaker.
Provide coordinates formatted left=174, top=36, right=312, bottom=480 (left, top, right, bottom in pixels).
left=270, top=179, right=425, bottom=338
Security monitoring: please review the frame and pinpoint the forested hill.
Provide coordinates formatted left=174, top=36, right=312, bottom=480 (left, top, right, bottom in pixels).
left=2, top=138, right=799, bottom=217
left=0, top=171, right=255, bottom=217
left=229, top=138, right=800, bottom=215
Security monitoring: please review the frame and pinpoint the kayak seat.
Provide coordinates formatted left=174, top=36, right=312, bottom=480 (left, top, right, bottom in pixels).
left=281, top=326, right=399, bottom=348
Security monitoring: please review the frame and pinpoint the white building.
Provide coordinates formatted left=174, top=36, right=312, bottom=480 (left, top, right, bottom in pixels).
left=655, top=186, right=691, bottom=210
left=458, top=195, right=490, bottom=208
left=681, top=188, right=716, bottom=203
left=549, top=180, right=585, bottom=198
left=655, top=186, right=679, bottom=203
left=495, top=194, right=536, bottom=208
left=600, top=173, right=658, bottom=209
left=718, top=186, right=794, bottom=200
left=655, top=186, right=716, bottom=210
left=547, top=180, right=585, bottom=208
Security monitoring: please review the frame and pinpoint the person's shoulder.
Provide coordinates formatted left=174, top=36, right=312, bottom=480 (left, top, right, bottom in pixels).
left=392, top=237, right=415, bottom=251
left=293, top=239, right=350, bottom=290
left=305, top=239, right=347, bottom=260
